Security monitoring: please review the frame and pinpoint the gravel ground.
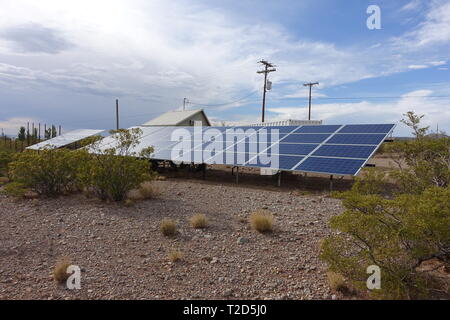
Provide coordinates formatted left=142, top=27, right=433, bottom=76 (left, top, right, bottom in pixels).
left=0, top=179, right=344, bottom=300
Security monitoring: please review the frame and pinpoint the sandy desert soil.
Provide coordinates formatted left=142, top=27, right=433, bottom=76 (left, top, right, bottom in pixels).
left=0, top=177, right=345, bottom=300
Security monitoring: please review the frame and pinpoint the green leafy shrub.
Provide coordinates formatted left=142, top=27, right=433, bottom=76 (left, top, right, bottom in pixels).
left=321, top=185, right=450, bottom=299
left=81, top=128, right=155, bottom=201
left=384, top=112, right=450, bottom=194
left=2, top=182, right=28, bottom=197
left=321, top=112, right=450, bottom=299
left=0, top=150, right=13, bottom=176
left=7, top=149, right=87, bottom=196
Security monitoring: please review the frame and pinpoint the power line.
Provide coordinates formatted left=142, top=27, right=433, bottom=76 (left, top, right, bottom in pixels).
left=257, top=60, right=276, bottom=122
left=278, top=94, right=450, bottom=101
left=189, top=90, right=259, bottom=107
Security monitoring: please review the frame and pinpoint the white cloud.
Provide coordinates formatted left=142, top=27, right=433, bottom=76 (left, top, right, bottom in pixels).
left=401, top=0, right=422, bottom=12
left=0, top=0, right=449, bottom=130
left=408, top=64, right=428, bottom=69
left=267, top=89, right=450, bottom=136
left=0, top=117, right=39, bottom=135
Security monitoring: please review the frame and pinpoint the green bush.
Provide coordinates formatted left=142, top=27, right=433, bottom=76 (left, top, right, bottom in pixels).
left=7, top=149, right=87, bottom=196
left=321, top=112, right=450, bottom=299
left=2, top=182, right=28, bottom=197
left=0, top=150, right=13, bottom=176
left=81, top=128, right=155, bottom=201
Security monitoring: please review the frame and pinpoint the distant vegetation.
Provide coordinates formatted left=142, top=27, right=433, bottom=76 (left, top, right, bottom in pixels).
left=321, top=111, right=450, bottom=299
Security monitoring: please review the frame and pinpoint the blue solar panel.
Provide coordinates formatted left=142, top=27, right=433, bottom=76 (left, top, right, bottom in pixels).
left=313, top=145, right=376, bottom=158
left=265, top=126, right=300, bottom=134
left=247, top=155, right=304, bottom=170
left=294, top=125, right=341, bottom=133
left=280, top=134, right=330, bottom=143
left=268, top=143, right=318, bottom=156
left=297, top=157, right=366, bottom=175
left=327, top=134, right=385, bottom=145
left=96, top=123, right=394, bottom=176
left=339, top=124, right=394, bottom=134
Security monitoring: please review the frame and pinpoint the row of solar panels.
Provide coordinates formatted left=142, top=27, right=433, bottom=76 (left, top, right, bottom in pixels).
left=26, top=124, right=395, bottom=176
left=26, top=129, right=104, bottom=150
left=92, top=124, right=395, bottom=176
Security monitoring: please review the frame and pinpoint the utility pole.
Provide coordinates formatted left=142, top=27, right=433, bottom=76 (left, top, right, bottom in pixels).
left=115, top=99, right=119, bottom=130
left=303, top=82, right=319, bottom=120
left=257, top=60, right=276, bottom=122
left=183, top=98, right=189, bottom=111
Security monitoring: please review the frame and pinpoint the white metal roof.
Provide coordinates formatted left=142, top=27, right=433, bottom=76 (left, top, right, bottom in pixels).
left=142, top=109, right=210, bottom=126
left=26, top=129, right=104, bottom=150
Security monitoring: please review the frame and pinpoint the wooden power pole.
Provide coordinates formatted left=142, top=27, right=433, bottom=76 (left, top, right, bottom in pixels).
left=303, top=82, right=319, bottom=120
left=257, top=60, right=276, bottom=122
left=116, top=99, right=119, bottom=130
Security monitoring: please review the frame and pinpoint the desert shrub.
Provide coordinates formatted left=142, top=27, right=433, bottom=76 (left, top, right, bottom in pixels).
left=53, top=257, right=71, bottom=284
left=161, top=218, right=177, bottom=237
left=80, top=128, right=155, bottom=201
left=0, top=150, right=13, bottom=176
left=322, top=185, right=450, bottom=299
left=7, top=149, right=87, bottom=196
left=327, top=272, right=350, bottom=294
left=249, top=210, right=274, bottom=233
left=168, top=248, right=183, bottom=262
left=190, top=213, right=208, bottom=229
left=384, top=112, right=450, bottom=194
left=321, top=112, right=450, bottom=299
left=2, top=182, right=28, bottom=197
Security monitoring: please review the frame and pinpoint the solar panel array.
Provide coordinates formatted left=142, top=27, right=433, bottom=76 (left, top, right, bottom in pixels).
left=92, top=124, right=395, bottom=176
left=27, top=129, right=104, bottom=150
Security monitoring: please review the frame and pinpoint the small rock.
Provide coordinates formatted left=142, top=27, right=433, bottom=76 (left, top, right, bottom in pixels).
left=237, top=237, right=250, bottom=244
left=223, top=289, right=233, bottom=297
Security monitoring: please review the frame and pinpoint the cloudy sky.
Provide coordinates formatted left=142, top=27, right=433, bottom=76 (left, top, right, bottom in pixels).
left=0, top=0, right=449, bottom=136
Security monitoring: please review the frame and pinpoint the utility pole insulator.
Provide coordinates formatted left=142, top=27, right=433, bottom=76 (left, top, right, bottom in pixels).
left=257, top=60, right=276, bottom=123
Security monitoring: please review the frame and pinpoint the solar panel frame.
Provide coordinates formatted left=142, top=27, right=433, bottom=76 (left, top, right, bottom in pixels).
left=27, top=129, right=104, bottom=150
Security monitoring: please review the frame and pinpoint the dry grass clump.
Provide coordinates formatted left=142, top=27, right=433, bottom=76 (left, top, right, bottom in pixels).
left=190, top=213, right=208, bottom=229
left=168, top=248, right=183, bottom=262
left=161, top=218, right=177, bottom=237
left=249, top=210, right=274, bottom=233
left=126, top=188, right=144, bottom=201
left=53, top=257, right=71, bottom=284
left=327, top=271, right=350, bottom=293
left=126, top=181, right=160, bottom=201
left=124, top=199, right=135, bottom=207
left=139, top=181, right=160, bottom=199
